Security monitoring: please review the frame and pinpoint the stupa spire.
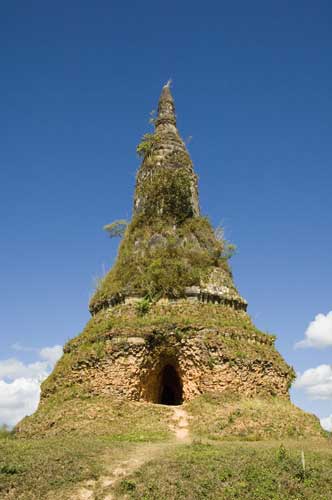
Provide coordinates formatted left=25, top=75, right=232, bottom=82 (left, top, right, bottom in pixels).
left=134, top=83, right=200, bottom=217
left=155, top=80, right=177, bottom=129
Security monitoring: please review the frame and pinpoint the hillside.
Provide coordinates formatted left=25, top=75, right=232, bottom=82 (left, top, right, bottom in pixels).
left=1, top=394, right=331, bottom=499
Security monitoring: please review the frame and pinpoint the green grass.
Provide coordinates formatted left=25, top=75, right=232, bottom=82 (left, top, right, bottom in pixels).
left=114, top=440, right=332, bottom=499
left=187, top=393, right=325, bottom=440
left=0, top=433, right=108, bottom=499
left=17, top=393, right=323, bottom=443
left=2, top=435, right=331, bottom=499
left=3, top=393, right=330, bottom=499
left=15, top=394, right=173, bottom=440
left=0, top=425, right=12, bottom=440
left=3, top=397, right=173, bottom=498
left=65, top=301, right=272, bottom=352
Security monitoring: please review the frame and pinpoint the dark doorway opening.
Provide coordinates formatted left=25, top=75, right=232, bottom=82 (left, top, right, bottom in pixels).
left=159, top=365, right=183, bottom=405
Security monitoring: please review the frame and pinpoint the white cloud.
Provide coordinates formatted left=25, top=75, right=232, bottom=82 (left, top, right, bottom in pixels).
left=0, top=378, right=41, bottom=427
left=0, top=345, right=63, bottom=428
left=295, top=311, right=332, bottom=349
left=11, top=343, right=37, bottom=353
left=39, top=345, right=63, bottom=365
left=0, top=358, right=49, bottom=381
left=320, top=415, right=332, bottom=432
left=294, top=364, right=332, bottom=399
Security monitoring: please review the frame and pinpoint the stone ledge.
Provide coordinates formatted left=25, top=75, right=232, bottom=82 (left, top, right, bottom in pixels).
left=89, top=289, right=247, bottom=316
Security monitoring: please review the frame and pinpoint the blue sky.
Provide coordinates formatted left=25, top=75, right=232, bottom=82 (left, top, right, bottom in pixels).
left=1, top=1, right=331, bottom=427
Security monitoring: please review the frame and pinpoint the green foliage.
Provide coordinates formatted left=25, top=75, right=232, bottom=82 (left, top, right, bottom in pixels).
left=91, top=141, right=239, bottom=308
left=146, top=330, right=167, bottom=348
left=42, top=304, right=294, bottom=402
left=0, top=425, right=11, bottom=439
left=90, top=216, right=226, bottom=308
left=215, top=226, right=236, bottom=259
left=103, top=219, right=128, bottom=238
left=135, top=166, right=195, bottom=222
left=74, top=302, right=263, bottom=351
left=120, top=478, right=137, bottom=492
left=9, top=388, right=329, bottom=498
left=63, top=313, right=113, bottom=353
left=223, top=242, right=237, bottom=259
left=0, top=463, right=23, bottom=475
left=136, top=133, right=160, bottom=158
left=135, top=296, right=151, bottom=316
left=276, top=443, right=287, bottom=462
left=148, top=109, right=156, bottom=125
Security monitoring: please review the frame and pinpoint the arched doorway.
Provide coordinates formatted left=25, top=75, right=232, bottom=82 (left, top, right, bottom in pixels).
left=158, top=364, right=183, bottom=405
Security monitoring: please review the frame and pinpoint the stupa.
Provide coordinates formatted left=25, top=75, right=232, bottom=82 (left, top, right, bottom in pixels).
left=30, top=83, right=295, bottom=408
left=10, top=82, right=327, bottom=500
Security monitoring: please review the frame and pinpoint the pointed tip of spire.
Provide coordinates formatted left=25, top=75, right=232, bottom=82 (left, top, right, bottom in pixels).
left=160, top=79, right=174, bottom=102
left=156, top=80, right=176, bottom=127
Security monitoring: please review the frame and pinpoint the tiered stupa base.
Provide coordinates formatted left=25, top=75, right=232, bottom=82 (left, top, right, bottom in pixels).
left=39, top=301, right=293, bottom=404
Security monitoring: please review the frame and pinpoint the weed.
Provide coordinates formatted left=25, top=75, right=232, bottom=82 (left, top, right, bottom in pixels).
left=103, top=219, right=128, bottom=238
left=120, top=479, right=136, bottom=492
left=0, top=464, right=23, bottom=475
left=276, top=443, right=287, bottom=462
left=135, top=297, right=151, bottom=316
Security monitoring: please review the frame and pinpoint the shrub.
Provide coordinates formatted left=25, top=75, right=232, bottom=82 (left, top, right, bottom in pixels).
left=135, top=297, right=151, bottom=316
left=103, top=220, right=128, bottom=238
left=136, top=133, right=160, bottom=158
left=0, top=424, right=11, bottom=439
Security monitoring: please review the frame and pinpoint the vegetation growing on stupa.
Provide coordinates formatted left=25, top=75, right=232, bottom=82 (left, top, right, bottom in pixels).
left=135, top=164, right=195, bottom=221
left=90, top=214, right=231, bottom=311
left=90, top=130, right=239, bottom=312
left=103, top=219, right=128, bottom=238
left=89, top=83, right=224, bottom=312
left=136, top=132, right=160, bottom=158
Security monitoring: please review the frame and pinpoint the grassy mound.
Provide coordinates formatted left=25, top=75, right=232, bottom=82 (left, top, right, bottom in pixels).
left=16, top=393, right=324, bottom=442
left=15, top=393, right=173, bottom=440
left=187, top=393, right=325, bottom=440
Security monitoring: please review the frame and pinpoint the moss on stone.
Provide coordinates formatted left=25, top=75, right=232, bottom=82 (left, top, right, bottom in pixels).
left=90, top=215, right=230, bottom=312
